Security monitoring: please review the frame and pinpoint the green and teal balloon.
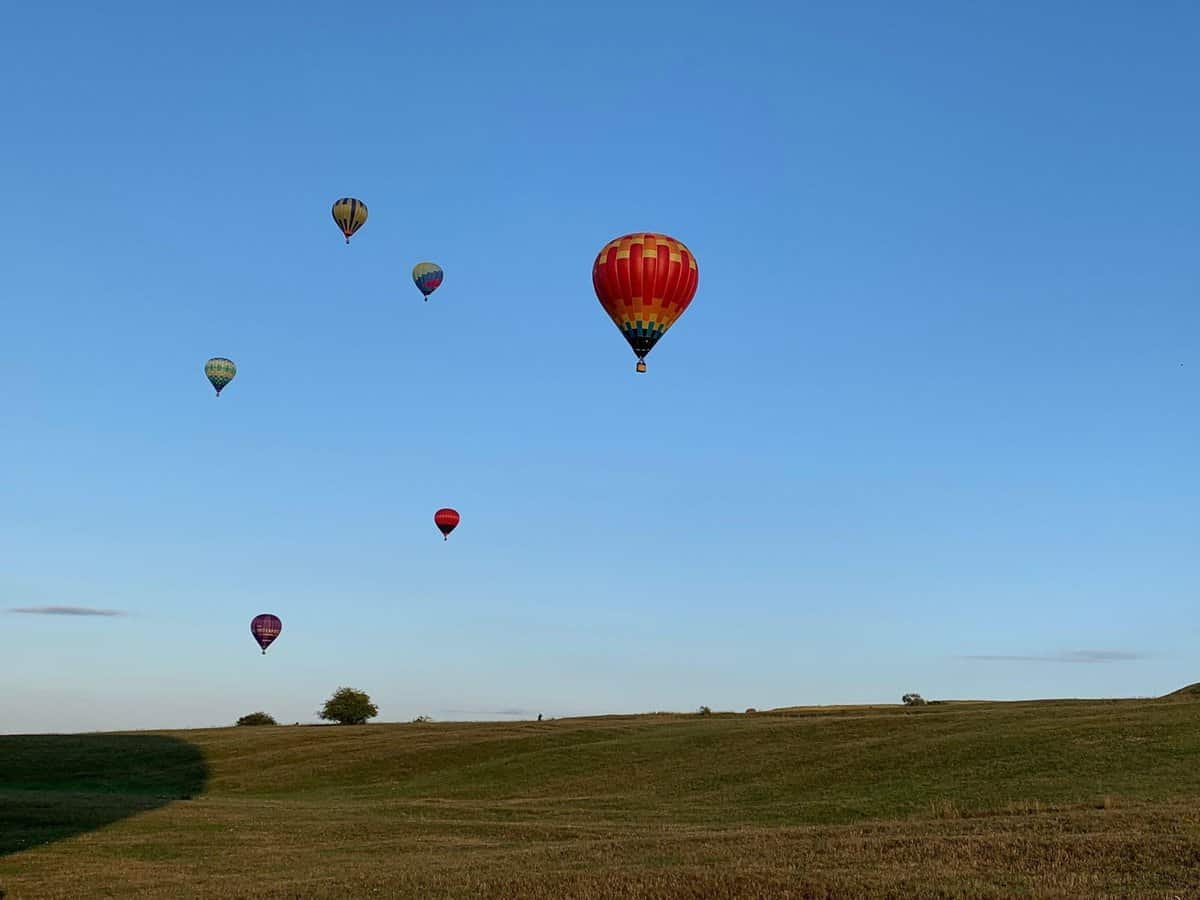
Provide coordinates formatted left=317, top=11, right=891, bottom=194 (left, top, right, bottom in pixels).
left=204, top=357, right=237, bottom=397
left=412, top=262, right=444, bottom=301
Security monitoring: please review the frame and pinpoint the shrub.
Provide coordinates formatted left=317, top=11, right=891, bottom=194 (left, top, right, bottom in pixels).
left=745, top=708, right=757, bottom=714
left=411, top=715, right=432, bottom=723
left=236, top=712, right=277, bottom=726
left=698, top=705, right=712, bottom=716
left=318, top=687, right=379, bottom=725
left=902, top=693, right=928, bottom=706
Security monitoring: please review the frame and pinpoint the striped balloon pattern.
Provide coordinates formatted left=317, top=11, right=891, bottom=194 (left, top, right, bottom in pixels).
left=204, top=357, right=237, bottom=396
left=250, top=614, right=282, bottom=654
left=592, top=233, right=698, bottom=372
left=331, top=197, right=368, bottom=243
left=434, top=508, right=460, bottom=540
left=412, top=262, right=444, bottom=300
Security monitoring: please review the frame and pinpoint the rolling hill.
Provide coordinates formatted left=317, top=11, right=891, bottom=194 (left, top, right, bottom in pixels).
left=3, top=693, right=1200, bottom=897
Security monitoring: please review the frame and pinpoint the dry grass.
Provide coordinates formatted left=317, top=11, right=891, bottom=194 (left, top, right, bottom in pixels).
left=4, top=695, right=1200, bottom=897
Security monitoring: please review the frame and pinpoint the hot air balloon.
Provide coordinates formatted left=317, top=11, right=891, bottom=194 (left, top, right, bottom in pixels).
left=434, top=508, right=460, bottom=541
left=204, top=357, right=237, bottom=396
left=251, top=614, right=282, bottom=655
left=412, top=262, right=444, bottom=301
left=331, top=197, right=368, bottom=244
left=592, top=232, right=698, bottom=373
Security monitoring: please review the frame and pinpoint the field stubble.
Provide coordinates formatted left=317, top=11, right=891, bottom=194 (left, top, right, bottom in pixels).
left=3, top=696, right=1200, bottom=897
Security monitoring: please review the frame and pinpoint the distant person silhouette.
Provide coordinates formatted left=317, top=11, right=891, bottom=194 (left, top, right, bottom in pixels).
left=537, top=713, right=543, bottom=722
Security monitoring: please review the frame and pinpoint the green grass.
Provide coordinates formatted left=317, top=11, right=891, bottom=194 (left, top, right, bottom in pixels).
left=4, top=693, right=1200, bottom=897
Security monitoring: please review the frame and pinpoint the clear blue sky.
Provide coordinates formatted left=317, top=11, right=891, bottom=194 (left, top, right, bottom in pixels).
left=3, top=1, right=1198, bottom=733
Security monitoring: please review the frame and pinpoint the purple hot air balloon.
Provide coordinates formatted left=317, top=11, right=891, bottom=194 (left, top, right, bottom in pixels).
left=250, top=614, right=282, bottom=655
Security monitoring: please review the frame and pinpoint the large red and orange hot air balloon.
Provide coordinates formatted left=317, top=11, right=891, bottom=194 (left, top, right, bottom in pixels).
left=434, top=508, right=460, bottom=541
left=592, top=232, right=698, bottom=373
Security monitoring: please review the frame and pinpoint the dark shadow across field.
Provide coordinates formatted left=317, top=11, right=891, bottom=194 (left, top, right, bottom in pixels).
left=0, top=733, right=207, bottom=856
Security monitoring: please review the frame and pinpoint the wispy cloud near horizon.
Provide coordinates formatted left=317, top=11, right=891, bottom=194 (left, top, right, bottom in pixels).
left=960, top=650, right=1147, bottom=664
left=438, top=707, right=536, bottom=717
left=9, top=605, right=127, bottom=617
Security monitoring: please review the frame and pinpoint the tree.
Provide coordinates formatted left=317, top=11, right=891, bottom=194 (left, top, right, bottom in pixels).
left=698, top=705, right=712, bottom=716
left=236, top=711, right=277, bottom=726
left=902, top=693, right=928, bottom=706
left=318, top=687, right=378, bottom=725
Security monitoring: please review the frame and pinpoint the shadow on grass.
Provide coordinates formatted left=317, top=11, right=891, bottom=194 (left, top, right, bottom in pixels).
left=0, top=733, right=208, bottom=857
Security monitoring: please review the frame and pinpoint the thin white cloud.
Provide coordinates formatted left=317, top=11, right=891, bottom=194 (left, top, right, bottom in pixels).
left=9, top=605, right=127, bottom=617
left=439, top=707, right=535, bottom=717
left=960, top=650, right=1146, bottom=663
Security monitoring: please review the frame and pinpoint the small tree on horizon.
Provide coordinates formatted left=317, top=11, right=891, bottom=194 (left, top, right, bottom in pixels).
left=319, top=687, right=379, bottom=725
left=236, top=711, right=277, bottom=726
left=902, top=693, right=928, bottom=706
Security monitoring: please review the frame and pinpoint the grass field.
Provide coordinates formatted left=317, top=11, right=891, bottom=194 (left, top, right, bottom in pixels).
left=4, top=691, right=1200, bottom=898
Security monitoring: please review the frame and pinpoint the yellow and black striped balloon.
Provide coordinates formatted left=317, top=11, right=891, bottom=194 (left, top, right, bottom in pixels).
left=331, top=198, right=368, bottom=244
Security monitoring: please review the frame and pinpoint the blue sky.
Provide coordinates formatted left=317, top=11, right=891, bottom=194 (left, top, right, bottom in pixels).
left=3, top=1, right=1198, bottom=732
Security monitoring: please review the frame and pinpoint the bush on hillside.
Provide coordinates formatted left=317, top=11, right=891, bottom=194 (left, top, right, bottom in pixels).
left=318, top=687, right=379, bottom=725
left=236, top=712, right=277, bottom=726
left=698, top=705, right=712, bottom=716
left=902, top=693, right=928, bottom=706
left=411, top=715, right=432, bottom=723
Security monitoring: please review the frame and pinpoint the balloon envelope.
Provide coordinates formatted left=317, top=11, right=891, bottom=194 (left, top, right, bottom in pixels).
left=331, top=198, right=368, bottom=243
left=412, top=262, right=444, bottom=299
left=251, top=614, right=282, bottom=654
left=592, top=232, right=698, bottom=372
left=205, top=357, right=237, bottom=396
left=434, top=508, right=460, bottom=540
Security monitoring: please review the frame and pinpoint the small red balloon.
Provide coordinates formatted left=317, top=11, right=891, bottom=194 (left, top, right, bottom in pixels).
left=434, top=508, right=460, bottom=541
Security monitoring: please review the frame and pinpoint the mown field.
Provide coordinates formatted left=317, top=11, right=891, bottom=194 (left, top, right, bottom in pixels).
left=4, top=690, right=1200, bottom=898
